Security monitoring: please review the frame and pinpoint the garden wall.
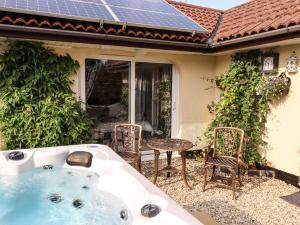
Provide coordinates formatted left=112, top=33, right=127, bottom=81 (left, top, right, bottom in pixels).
left=215, top=44, right=300, bottom=177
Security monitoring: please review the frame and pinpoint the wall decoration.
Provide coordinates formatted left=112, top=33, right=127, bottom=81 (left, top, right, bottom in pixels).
left=261, top=52, right=279, bottom=73
left=286, top=51, right=298, bottom=73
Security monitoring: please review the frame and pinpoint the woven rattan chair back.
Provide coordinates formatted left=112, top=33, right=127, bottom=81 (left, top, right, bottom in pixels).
left=213, top=127, right=244, bottom=159
left=203, top=127, right=245, bottom=200
left=114, top=124, right=142, bottom=153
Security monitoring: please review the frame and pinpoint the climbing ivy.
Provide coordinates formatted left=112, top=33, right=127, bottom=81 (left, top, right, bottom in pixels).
left=205, top=50, right=276, bottom=165
left=0, top=41, right=92, bottom=149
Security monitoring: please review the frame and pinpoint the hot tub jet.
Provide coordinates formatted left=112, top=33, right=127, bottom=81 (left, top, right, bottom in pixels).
left=48, top=194, right=63, bottom=204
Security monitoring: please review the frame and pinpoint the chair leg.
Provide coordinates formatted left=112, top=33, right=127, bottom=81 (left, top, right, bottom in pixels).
left=203, top=166, right=208, bottom=192
left=211, top=165, right=216, bottom=181
left=231, top=171, right=237, bottom=200
left=238, top=167, right=243, bottom=187
left=137, top=157, right=142, bottom=173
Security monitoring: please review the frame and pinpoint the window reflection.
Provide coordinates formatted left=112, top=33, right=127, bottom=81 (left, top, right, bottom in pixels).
left=135, top=63, right=172, bottom=139
left=85, top=59, right=130, bottom=144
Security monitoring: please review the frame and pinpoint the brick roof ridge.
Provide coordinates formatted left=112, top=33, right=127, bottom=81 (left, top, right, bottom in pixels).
left=166, top=0, right=223, bottom=13
left=223, top=0, right=251, bottom=12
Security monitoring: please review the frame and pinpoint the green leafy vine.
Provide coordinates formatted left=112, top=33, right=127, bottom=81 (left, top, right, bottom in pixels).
left=205, top=50, right=290, bottom=165
left=0, top=41, right=92, bottom=149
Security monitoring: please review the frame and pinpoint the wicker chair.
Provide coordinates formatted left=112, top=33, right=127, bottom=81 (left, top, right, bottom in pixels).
left=203, top=127, right=247, bottom=200
left=113, top=124, right=142, bottom=172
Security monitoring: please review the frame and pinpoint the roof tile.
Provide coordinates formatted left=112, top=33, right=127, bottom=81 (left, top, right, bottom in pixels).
left=168, top=0, right=223, bottom=34
left=0, top=12, right=209, bottom=44
left=1, top=0, right=300, bottom=46
left=216, top=0, right=300, bottom=42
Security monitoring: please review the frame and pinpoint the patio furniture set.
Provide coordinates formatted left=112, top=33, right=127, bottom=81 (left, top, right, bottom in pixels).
left=112, top=124, right=247, bottom=200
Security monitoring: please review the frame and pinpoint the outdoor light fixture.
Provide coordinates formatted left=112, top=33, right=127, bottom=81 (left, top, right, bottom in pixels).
left=286, top=51, right=299, bottom=73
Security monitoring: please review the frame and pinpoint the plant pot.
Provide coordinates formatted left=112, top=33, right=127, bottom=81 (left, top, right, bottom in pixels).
left=278, top=73, right=291, bottom=96
left=282, top=77, right=291, bottom=96
left=248, top=163, right=257, bottom=170
left=255, top=162, right=266, bottom=170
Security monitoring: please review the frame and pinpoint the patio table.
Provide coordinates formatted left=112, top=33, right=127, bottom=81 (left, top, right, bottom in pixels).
left=146, top=138, right=193, bottom=189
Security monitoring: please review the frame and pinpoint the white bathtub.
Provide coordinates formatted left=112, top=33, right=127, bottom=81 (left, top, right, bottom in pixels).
left=0, top=144, right=203, bottom=225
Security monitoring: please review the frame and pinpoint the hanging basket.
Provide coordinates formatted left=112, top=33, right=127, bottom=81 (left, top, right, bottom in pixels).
left=256, top=72, right=291, bottom=98
left=279, top=73, right=291, bottom=96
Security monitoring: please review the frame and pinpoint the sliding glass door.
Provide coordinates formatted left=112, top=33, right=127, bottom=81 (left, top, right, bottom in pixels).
left=85, top=59, right=130, bottom=144
left=135, top=63, right=172, bottom=138
left=85, top=59, right=172, bottom=144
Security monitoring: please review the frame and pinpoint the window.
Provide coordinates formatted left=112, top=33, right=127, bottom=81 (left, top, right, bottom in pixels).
left=85, top=59, right=172, bottom=144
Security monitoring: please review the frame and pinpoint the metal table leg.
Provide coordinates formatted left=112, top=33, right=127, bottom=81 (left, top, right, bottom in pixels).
left=180, top=151, right=192, bottom=189
left=153, top=150, right=160, bottom=184
left=166, top=151, right=172, bottom=177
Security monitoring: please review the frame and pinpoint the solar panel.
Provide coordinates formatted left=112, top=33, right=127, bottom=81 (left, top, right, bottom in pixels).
left=1, top=0, right=115, bottom=21
left=105, top=0, right=179, bottom=15
left=0, top=0, right=207, bottom=33
left=111, top=6, right=203, bottom=32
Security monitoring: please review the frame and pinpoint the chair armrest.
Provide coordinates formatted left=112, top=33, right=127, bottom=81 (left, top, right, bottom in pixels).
left=203, top=145, right=213, bottom=161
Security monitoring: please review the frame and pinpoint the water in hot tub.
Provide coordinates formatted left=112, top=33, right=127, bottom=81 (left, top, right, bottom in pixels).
left=0, top=166, right=132, bottom=225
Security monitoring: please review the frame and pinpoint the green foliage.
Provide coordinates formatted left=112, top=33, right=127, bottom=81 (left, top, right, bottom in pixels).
left=256, top=73, right=291, bottom=99
left=0, top=41, right=92, bottom=149
left=205, top=50, right=271, bottom=165
left=157, top=80, right=172, bottom=137
left=207, top=101, right=216, bottom=114
left=121, top=84, right=129, bottom=108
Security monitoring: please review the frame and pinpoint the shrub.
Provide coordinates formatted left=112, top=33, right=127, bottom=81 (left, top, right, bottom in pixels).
left=205, top=50, right=269, bottom=165
left=0, top=41, right=92, bottom=149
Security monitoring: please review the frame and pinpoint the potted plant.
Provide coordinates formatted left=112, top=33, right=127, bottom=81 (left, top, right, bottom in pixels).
left=256, top=72, right=291, bottom=99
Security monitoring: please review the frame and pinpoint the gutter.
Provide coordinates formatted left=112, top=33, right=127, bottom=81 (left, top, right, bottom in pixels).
left=0, top=23, right=300, bottom=53
left=0, top=24, right=209, bottom=49
left=212, top=24, right=300, bottom=48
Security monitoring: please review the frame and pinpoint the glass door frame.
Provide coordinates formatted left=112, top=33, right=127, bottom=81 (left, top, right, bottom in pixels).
left=80, top=56, right=180, bottom=138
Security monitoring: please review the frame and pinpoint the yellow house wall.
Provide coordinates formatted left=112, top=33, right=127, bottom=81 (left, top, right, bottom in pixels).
left=1, top=39, right=299, bottom=177
left=215, top=45, right=300, bottom=176
left=59, top=46, right=216, bottom=149
left=0, top=41, right=216, bottom=150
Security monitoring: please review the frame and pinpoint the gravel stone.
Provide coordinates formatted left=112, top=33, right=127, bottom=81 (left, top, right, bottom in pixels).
left=142, top=158, right=300, bottom=225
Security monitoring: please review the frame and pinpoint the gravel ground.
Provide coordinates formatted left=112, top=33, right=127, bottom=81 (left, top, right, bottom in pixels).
left=142, top=158, right=300, bottom=225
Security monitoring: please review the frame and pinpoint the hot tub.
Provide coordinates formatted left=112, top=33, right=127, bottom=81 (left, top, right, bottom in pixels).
left=0, top=144, right=202, bottom=225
